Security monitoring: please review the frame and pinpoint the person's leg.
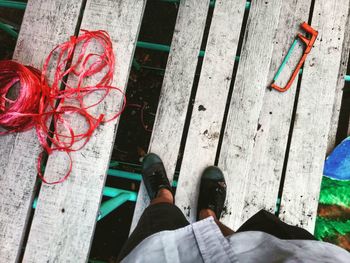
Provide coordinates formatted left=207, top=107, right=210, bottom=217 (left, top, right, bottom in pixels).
left=197, top=166, right=235, bottom=237
left=199, top=208, right=234, bottom=237
left=150, top=188, right=173, bottom=205
left=117, top=154, right=189, bottom=261
left=196, top=166, right=314, bottom=240
left=236, top=209, right=316, bottom=240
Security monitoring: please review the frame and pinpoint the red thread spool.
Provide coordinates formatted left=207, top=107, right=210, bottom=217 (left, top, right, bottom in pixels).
left=0, top=30, right=126, bottom=184
left=0, top=60, right=46, bottom=134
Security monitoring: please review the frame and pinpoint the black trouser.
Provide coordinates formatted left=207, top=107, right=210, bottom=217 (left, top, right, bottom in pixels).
left=117, top=204, right=315, bottom=261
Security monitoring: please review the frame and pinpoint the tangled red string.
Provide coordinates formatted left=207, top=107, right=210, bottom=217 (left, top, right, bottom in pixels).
left=0, top=30, right=126, bottom=184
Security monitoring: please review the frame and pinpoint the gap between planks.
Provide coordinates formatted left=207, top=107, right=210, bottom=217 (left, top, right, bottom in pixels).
left=130, top=0, right=210, bottom=232
left=174, top=0, right=247, bottom=223
left=279, top=0, right=350, bottom=233
left=218, top=0, right=285, bottom=230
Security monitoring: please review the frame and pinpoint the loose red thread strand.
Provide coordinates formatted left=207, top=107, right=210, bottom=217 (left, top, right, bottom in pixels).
left=0, top=30, right=126, bottom=184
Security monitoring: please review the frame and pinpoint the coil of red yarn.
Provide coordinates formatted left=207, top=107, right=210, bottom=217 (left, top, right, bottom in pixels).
left=0, top=30, right=126, bottom=184
left=0, top=61, right=44, bottom=133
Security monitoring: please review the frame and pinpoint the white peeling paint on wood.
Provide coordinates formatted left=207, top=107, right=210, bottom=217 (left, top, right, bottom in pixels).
left=0, top=0, right=83, bottom=262
left=22, top=1, right=146, bottom=262
left=130, top=0, right=210, bottom=232
left=217, top=0, right=283, bottom=230
left=327, top=13, right=350, bottom=154
left=236, top=0, right=313, bottom=225
left=279, top=0, right=350, bottom=233
left=174, top=0, right=246, bottom=223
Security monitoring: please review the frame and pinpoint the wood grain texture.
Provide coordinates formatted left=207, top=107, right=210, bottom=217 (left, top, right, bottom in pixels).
left=131, top=0, right=210, bottom=231
left=217, top=0, right=283, bottom=230
left=22, top=1, right=146, bottom=262
left=327, top=12, right=350, bottom=154
left=0, top=1, right=83, bottom=262
left=236, top=0, right=313, bottom=225
left=174, top=0, right=246, bottom=222
left=279, top=0, right=350, bottom=233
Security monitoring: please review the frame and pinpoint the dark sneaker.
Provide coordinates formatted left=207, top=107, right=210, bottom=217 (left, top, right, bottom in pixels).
left=197, top=166, right=227, bottom=220
left=142, top=153, right=172, bottom=200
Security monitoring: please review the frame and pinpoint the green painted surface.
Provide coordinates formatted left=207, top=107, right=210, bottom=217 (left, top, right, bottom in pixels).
left=314, top=176, right=350, bottom=249
left=315, top=217, right=350, bottom=240
left=318, top=176, right=350, bottom=207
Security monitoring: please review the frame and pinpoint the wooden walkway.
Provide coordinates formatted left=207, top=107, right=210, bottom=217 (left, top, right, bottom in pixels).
left=0, top=0, right=350, bottom=262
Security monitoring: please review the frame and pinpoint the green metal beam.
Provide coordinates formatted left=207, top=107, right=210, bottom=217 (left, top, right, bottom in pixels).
left=0, top=0, right=26, bottom=10
left=136, top=40, right=240, bottom=62
left=132, top=58, right=141, bottom=71
left=32, top=187, right=137, bottom=209
left=103, top=186, right=137, bottom=200
left=137, top=41, right=170, bottom=52
left=98, top=193, right=132, bottom=220
left=107, top=168, right=178, bottom=187
left=88, top=260, right=107, bottom=263
left=108, top=169, right=142, bottom=181
left=135, top=42, right=350, bottom=82
left=32, top=197, right=38, bottom=209
left=109, top=160, right=141, bottom=168
left=0, top=21, right=18, bottom=38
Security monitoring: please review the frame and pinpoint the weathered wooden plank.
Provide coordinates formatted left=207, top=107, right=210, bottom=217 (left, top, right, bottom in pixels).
left=131, top=0, right=210, bottom=231
left=236, top=1, right=313, bottom=226
left=217, top=0, right=283, bottom=230
left=22, top=1, right=146, bottom=262
left=279, top=0, right=350, bottom=233
left=174, top=0, right=246, bottom=222
left=327, top=13, right=350, bottom=154
left=0, top=1, right=83, bottom=262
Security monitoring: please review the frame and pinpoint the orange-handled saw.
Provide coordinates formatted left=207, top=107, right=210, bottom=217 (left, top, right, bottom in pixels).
left=270, top=22, right=318, bottom=92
